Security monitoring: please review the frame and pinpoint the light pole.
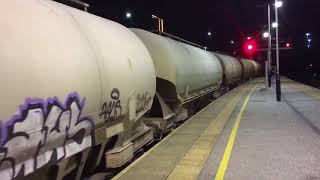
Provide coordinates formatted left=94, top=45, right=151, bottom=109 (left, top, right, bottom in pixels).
left=125, top=11, right=134, bottom=27
left=262, top=4, right=273, bottom=88
left=267, top=4, right=272, bottom=87
left=275, top=0, right=282, bottom=101
left=306, top=33, right=311, bottom=39
left=152, top=15, right=164, bottom=33
left=307, top=36, right=311, bottom=48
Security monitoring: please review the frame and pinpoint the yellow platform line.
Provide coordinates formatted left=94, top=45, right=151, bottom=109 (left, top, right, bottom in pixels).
left=215, top=84, right=257, bottom=180
left=166, top=84, right=257, bottom=180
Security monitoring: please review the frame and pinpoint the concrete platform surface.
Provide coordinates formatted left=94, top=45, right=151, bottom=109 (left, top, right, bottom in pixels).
left=112, top=78, right=320, bottom=180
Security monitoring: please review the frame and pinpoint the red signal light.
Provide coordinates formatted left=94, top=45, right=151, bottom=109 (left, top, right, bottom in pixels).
left=244, top=40, right=256, bottom=56
left=286, top=43, right=290, bottom=47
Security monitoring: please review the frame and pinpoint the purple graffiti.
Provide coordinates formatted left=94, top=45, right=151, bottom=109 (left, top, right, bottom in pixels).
left=0, top=92, right=94, bottom=180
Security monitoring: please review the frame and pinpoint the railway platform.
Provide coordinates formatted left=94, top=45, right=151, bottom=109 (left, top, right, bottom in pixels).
left=112, top=77, right=320, bottom=180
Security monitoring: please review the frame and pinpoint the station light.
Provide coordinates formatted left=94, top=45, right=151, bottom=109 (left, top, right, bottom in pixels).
left=286, top=43, right=291, bottom=47
left=308, top=39, right=312, bottom=42
left=208, top=32, right=212, bottom=36
left=125, top=12, right=132, bottom=19
left=272, top=22, right=278, bottom=28
left=244, top=40, right=256, bottom=56
left=275, top=1, right=283, bottom=8
left=263, top=32, right=270, bottom=38
left=230, top=40, right=234, bottom=44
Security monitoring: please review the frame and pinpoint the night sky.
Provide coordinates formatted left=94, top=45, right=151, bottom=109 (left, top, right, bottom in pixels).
left=58, top=0, right=320, bottom=76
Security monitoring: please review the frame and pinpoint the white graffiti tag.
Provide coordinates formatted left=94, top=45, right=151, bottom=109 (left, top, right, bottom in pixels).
left=0, top=92, right=94, bottom=180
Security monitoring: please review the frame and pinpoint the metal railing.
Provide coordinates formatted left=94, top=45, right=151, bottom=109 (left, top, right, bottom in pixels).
left=151, top=30, right=207, bottom=50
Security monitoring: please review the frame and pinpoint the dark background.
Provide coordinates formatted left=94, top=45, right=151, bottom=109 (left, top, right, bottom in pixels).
left=57, top=0, right=320, bottom=83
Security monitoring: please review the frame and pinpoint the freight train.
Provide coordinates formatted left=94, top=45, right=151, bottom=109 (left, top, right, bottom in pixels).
left=0, top=0, right=262, bottom=180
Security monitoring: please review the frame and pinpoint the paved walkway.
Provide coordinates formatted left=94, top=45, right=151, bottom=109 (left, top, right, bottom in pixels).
left=200, top=78, right=320, bottom=180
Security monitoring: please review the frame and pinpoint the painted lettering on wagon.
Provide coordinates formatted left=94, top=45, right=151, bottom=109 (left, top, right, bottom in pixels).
left=99, top=88, right=122, bottom=122
left=0, top=92, right=94, bottom=180
left=136, top=92, right=152, bottom=115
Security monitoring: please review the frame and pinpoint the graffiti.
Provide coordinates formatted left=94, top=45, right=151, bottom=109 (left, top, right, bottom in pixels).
left=136, top=92, right=152, bottom=115
left=0, top=92, right=94, bottom=180
left=99, top=88, right=122, bottom=122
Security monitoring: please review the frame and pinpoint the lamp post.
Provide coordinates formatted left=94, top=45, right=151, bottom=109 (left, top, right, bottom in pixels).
left=306, top=33, right=311, bottom=39
left=267, top=4, right=272, bottom=87
left=152, top=15, right=164, bottom=33
left=261, top=3, right=272, bottom=88
left=308, top=39, right=312, bottom=47
left=275, top=0, right=282, bottom=102
left=262, top=31, right=270, bottom=88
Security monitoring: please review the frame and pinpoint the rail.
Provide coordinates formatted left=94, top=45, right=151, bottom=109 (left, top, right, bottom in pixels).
left=151, top=30, right=207, bottom=50
left=54, top=0, right=89, bottom=11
